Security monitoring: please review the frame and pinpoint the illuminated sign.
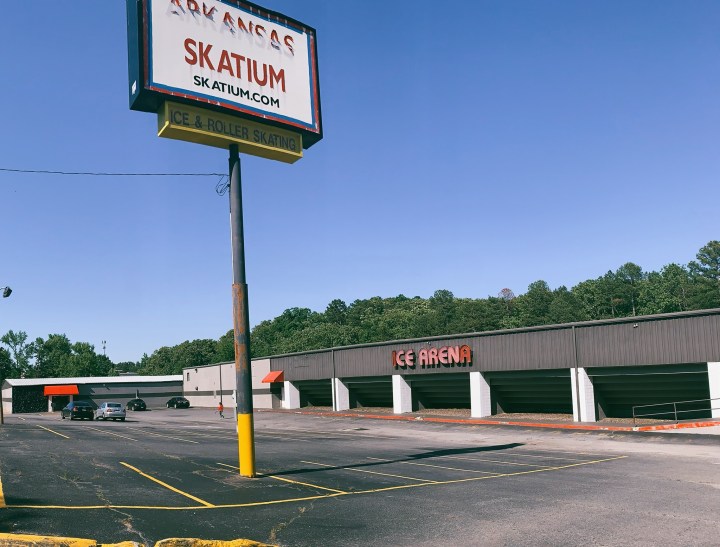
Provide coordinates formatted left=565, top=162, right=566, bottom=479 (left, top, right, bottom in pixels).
left=127, top=0, right=322, bottom=147
left=158, top=101, right=302, bottom=163
left=392, top=345, right=473, bottom=370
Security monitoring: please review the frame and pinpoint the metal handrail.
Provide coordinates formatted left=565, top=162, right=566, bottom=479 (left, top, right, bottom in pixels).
left=632, top=397, right=719, bottom=426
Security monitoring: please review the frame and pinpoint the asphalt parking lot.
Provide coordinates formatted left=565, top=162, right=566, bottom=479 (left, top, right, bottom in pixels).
left=1, top=408, right=718, bottom=546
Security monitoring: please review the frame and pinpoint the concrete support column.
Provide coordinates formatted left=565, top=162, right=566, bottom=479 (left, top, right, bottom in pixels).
left=332, top=378, right=350, bottom=411
left=709, top=362, right=720, bottom=418
left=470, top=371, right=492, bottom=418
left=571, top=367, right=597, bottom=422
left=282, top=380, right=300, bottom=410
left=48, top=396, right=53, bottom=413
left=392, top=375, right=412, bottom=414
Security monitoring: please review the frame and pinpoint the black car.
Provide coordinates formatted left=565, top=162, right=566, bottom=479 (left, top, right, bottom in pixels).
left=166, top=396, right=190, bottom=409
left=61, top=401, right=94, bottom=420
left=126, top=398, right=147, bottom=411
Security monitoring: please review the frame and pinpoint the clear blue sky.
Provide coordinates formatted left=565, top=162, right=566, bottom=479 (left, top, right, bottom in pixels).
left=1, top=1, right=718, bottom=363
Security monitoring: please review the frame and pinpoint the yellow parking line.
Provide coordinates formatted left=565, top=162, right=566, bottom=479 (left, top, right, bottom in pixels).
left=301, top=460, right=437, bottom=483
left=214, top=462, right=346, bottom=493
left=352, top=455, right=629, bottom=495
left=274, top=427, right=379, bottom=438
left=0, top=477, right=6, bottom=508
left=138, top=430, right=199, bottom=444
left=120, top=462, right=214, bottom=507
left=4, top=455, right=627, bottom=511
left=35, top=425, right=69, bottom=439
left=161, top=429, right=238, bottom=441
left=214, top=462, right=238, bottom=472
left=437, top=455, right=554, bottom=468
left=165, top=427, right=317, bottom=442
left=367, top=457, right=503, bottom=475
left=255, top=433, right=313, bottom=443
left=6, top=494, right=344, bottom=510
left=214, top=462, right=240, bottom=473
left=87, top=427, right=138, bottom=442
left=498, top=452, right=589, bottom=462
left=265, top=474, right=348, bottom=494
left=518, top=447, right=612, bottom=457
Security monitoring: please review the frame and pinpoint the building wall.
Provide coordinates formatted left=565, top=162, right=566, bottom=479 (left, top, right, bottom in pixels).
left=183, top=360, right=274, bottom=409
left=576, top=314, right=720, bottom=367
left=184, top=362, right=236, bottom=408
left=269, top=310, right=720, bottom=380
left=2, top=384, right=13, bottom=415
left=1, top=378, right=182, bottom=414
left=251, top=359, right=273, bottom=408
left=83, top=381, right=182, bottom=408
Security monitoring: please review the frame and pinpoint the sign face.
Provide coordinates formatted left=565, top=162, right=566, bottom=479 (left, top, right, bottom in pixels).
left=392, top=345, right=473, bottom=370
left=127, top=0, right=322, bottom=147
left=158, top=101, right=302, bottom=163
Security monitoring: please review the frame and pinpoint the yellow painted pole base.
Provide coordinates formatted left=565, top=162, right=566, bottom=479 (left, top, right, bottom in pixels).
left=237, top=413, right=256, bottom=477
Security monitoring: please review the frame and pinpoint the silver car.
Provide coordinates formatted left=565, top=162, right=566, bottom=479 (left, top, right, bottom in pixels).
left=95, top=402, right=126, bottom=421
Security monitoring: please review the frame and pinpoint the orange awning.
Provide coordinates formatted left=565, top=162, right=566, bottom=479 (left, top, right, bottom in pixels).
left=262, top=371, right=284, bottom=383
left=44, top=385, right=79, bottom=396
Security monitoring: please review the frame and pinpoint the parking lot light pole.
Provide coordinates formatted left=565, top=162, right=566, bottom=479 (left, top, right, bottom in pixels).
left=229, top=144, right=256, bottom=477
left=1, top=285, right=11, bottom=424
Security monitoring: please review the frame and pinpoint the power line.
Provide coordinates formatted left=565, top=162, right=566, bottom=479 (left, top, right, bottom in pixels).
left=0, top=167, right=225, bottom=177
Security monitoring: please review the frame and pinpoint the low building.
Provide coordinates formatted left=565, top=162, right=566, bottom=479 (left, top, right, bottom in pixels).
left=1, top=375, right=183, bottom=414
left=189, top=308, right=720, bottom=422
left=182, top=359, right=276, bottom=409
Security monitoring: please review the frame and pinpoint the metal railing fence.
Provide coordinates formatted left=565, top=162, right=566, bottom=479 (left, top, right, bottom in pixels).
left=632, top=397, right=719, bottom=426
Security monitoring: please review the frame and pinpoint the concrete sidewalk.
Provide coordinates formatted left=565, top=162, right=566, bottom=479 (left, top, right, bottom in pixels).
left=259, top=408, right=720, bottom=434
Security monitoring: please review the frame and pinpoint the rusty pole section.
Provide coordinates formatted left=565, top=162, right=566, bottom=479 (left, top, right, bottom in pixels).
left=229, top=144, right=256, bottom=477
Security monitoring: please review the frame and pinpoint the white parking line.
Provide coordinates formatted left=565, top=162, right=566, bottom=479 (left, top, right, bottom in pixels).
left=87, top=426, right=138, bottom=442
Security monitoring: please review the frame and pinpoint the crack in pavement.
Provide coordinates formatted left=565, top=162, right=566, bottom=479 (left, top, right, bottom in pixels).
left=268, top=502, right=313, bottom=544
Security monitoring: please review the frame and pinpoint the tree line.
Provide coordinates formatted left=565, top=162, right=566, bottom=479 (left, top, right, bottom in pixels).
left=2, top=240, right=718, bottom=380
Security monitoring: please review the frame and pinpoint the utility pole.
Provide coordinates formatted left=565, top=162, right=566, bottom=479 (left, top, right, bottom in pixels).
left=229, top=145, right=255, bottom=477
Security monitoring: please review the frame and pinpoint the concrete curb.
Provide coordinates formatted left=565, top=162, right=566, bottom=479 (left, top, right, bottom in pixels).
left=0, top=535, right=97, bottom=547
left=0, top=536, right=271, bottom=547
left=154, top=540, right=271, bottom=547
left=259, top=408, right=720, bottom=433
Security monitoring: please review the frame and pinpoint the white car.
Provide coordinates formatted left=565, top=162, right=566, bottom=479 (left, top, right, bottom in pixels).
left=95, top=402, right=126, bottom=421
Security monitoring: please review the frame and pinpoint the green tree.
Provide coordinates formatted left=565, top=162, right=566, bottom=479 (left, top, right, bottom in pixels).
left=573, top=278, right=608, bottom=320
left=0, top=330, right=34, bottom=377
left=549, top=286, right=588, bottom=323
left=448, top=298, right=506, bottom=334
left=69, top=342, right=110, bottom=377
left=250, top=320, right=280, bottom=358
left=375, top=299, right=431, bottom=340
left=615, top=262, right=645, bottom=316
left=688, top=240, right=720, bottom=308
left=346, top=297, right=385, bottom=338
left=0, top=347, right=14, bottom=384
left=639, top=264, right=691, bottom=314
left=32, top=334, right=72, bottom=378
left=324, top=299, right=348, bottom=325
left=138, top=346, right=175, bottom=375
left=114, top=361, right=142, bottom=374
left=427, top=289, right=456, bottom=334
left=514, top=280, right=553, bottom=326
left=215, top=329, right=236, bottom=362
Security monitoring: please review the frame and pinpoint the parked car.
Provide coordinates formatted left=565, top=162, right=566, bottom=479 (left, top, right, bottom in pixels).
left=166, top=396, right=190, bottom=409
left=126, top=398, right=146, bottom=411
left=61, top=401, right=94, bottom=421
left=95, top=402, right=126, bottom=421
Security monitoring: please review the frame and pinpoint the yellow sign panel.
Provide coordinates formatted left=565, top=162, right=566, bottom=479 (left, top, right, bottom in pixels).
left=157, top=101, right=303, bottom=164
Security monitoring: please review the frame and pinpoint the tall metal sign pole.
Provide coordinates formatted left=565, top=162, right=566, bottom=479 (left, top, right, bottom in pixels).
left=229, top=144, right=255, bottom=477
left=127, top=0, right=322, bottom=478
